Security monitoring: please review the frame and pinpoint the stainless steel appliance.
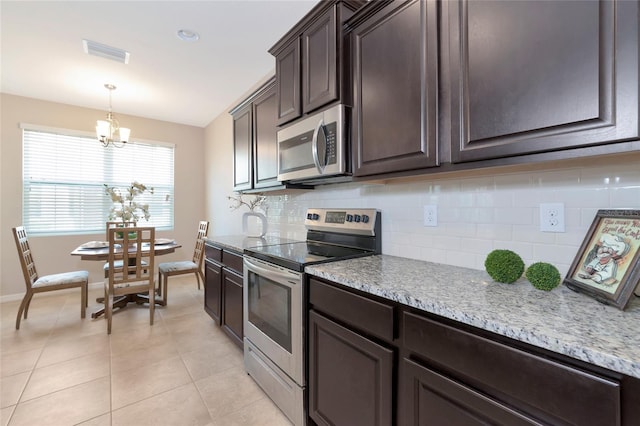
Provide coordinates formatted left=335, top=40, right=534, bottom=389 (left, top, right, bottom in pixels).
left=243, top=208, right=381, bottom=426
left=277, top=104, right=349, bottom=183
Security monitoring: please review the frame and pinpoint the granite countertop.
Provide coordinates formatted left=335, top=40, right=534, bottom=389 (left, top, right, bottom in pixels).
left=305, top=255, right=640, bottom=379
left=205, top=235, right=300, bottom=254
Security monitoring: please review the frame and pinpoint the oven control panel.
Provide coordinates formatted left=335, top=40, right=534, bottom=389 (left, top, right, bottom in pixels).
left=305, top=208, right=379, bottom=235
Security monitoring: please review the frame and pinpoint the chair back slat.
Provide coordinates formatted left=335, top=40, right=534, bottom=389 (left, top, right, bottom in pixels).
left=192, top=221, right=209, bottom=266
left=12, top=226, right=39, bottom=289
left=107, top=226, right=155, bottom=289
left=106, top=221, right=137, bottom=241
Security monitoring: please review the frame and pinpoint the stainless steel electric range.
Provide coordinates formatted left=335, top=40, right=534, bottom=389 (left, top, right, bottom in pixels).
left=242, top=208, right=381, bottom=426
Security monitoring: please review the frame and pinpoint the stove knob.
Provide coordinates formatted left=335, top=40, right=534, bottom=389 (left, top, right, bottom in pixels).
left=312, top=213, right=320, bottom=220
left=354, top=214, right=361, bottom=223
left=362, top=214, right=370, bottom=223
left=346, top=214, right=353, bottom=222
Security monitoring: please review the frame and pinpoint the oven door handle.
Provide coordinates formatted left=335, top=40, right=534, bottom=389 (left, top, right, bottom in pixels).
left=245, top=257, right=300, bottom=284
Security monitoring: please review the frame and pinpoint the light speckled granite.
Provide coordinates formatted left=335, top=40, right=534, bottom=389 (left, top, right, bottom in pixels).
left=306, top=255, right=640, bottom=379
left=205, top=235, right=299, bottom=254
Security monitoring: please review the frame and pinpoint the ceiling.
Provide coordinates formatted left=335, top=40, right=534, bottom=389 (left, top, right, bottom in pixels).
left=1, top=1, right=317, bottom=128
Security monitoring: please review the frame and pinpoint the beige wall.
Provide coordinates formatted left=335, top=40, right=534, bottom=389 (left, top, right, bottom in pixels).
left=1, top=93, right=206, bottom=299
left=203, top=73, right=277, bottom=237
left=204, top=110, right=243, bottom=237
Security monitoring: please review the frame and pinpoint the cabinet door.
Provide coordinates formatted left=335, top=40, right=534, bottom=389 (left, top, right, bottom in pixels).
left=275, top=39, right=302, bottom=125
left=399, top=358, right=539, bottom=426
left=222, top=268, right=243, bottom=348
left=204, top=260, right=222, bottom=324
left=252, top=82, right=279, bottom=188
left=448, top=0, right=639, bottom=163
left=232, top=103, right=252, bottom=191
left=352, top=0, right=439, bottom=177
left=302, top=6, right=338, bottom=114
left=308, top=310, right=393, bottom=426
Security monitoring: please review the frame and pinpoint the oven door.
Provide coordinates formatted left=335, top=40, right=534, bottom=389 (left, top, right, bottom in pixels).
left=243, top=256, right=304, bottom=384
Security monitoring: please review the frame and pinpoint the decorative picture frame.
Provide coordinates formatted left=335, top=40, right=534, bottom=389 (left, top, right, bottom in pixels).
left=564, top=209, right=640, bottom=310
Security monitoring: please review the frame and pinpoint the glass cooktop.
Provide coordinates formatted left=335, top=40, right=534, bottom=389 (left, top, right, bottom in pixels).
left=244, top=241, right=373, bottom=272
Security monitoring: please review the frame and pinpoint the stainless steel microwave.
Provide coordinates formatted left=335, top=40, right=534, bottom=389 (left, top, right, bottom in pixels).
left=277, top=104, right=349, bottom=182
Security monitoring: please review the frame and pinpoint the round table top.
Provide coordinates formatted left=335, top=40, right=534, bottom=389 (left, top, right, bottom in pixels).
left=70, top=241, right=182, bottom=261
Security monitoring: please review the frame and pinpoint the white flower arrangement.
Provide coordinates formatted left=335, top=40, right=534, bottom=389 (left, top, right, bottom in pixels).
left=104, top=181, right=154, bottom=223
left=227, top=193, right=267, bottom=212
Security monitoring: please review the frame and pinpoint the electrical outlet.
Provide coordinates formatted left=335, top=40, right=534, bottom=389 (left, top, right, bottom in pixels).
left=424, top=205, right=438, bottom=227
left=540, top=203, right=565, bottom=232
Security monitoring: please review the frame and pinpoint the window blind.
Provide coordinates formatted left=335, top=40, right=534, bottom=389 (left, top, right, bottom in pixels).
left=22, top=127, right=174, bottom=235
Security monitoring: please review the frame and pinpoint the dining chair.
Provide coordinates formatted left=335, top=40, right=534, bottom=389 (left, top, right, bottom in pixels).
left=104, top=221, right=138, bottom=276
left=104, top=226, right=156, bottom=334
left=157, top=220, right=209, bottom=304
left=12, top=226, right=88, bottom=330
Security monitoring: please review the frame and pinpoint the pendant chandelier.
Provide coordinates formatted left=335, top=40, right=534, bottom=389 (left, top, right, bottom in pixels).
left=96, top=83, right=130, bottom=148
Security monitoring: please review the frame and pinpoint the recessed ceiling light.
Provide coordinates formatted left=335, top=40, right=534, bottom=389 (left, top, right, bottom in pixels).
left=177, top=29, right=200, bottom=42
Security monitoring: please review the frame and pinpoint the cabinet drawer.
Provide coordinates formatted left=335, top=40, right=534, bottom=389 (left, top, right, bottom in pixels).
left=205, top=244, right=222, bottom=262
left=403, top=312, right=621, bottom=425
left=401, top=358, right=539, bottom=426
left=309, top=278, right=394, bottom=342
left=222, top=250, right=243, bottom=274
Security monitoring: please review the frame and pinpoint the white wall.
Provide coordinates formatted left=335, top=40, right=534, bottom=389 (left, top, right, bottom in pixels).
left=259, top=154, right=640, bottom=276
left=1, top=94, right=206, bottom=299
left=204, top=99, right=640, bottom=278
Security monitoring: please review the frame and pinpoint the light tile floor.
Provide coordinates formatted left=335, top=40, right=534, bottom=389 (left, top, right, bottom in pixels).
left=0, top=275, right=292, bottom=426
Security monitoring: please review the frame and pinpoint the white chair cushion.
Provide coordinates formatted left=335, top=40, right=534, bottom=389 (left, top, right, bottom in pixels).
left=159, top=261, right=197, bottom=274
left=33, top=270, right=89, bottom=288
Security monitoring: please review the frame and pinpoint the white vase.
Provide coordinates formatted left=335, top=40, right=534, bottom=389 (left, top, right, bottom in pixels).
left=242, top=211, right=267, bottom=237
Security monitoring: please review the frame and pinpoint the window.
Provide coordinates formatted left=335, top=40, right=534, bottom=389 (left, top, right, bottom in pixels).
left=22, top=126, right=174, bottom=235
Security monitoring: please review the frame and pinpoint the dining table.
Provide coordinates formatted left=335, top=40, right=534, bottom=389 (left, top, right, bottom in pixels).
left=70, top=238, right=182, bottom=318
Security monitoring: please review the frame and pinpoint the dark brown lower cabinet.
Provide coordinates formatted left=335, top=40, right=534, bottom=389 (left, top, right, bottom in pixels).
left=307, top=276, right=640, bottom=426
left=221, top=268, right=243, bottom=348
left=204, top=242, right=244, bottom=349
left=308, top=310, right=393, bottom=426
left=400, top=358, right=540, bottom=426
left=204, top=259, right=222, bottom=323
left=402, top=312, right=621, bottom=426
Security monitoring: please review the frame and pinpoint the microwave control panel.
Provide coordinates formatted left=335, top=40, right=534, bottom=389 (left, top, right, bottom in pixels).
left=323, top=122, right=337, bottom=165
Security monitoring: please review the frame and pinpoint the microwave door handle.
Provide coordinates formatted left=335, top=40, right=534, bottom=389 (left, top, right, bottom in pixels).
left=311, top=119, right=326, bottom=174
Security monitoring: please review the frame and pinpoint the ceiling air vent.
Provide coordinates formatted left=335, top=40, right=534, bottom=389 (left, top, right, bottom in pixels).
left=82, top=39, right=130, bottom=64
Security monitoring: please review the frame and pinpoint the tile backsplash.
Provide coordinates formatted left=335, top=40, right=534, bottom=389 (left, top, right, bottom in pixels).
left=260, top=154, right=640, bottom=276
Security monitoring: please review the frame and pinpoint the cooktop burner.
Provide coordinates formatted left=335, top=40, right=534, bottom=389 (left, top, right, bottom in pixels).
left=244, top=208, right=381, bottom=272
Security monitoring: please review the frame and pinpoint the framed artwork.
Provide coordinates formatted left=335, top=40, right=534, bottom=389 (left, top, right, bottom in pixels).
left=564, top=209, right=640, bottom=310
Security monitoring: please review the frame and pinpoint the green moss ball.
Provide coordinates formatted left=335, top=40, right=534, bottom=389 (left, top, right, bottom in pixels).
left=484, top=249, right=525, bottom=284
left=525, top=262, right=561, bottom=291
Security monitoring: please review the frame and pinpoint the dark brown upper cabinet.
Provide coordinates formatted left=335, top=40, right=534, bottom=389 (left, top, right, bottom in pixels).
left=348, top=0, right=439, bottom=177
left=231, top=103, right=252, bottom=191
left=274, top=40, right=301, bottom=126
left=270, top=0, right=366, bottom=126
left=230, top=78, right=279, bottom=192
left=447, top=0, right=639, bottom=163
left=252, top=84, right=278, bottom=189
